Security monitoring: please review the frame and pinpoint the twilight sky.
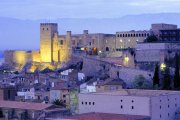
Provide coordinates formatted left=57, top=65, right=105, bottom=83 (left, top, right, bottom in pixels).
left=1, top=0, right=180, bottom=51
left=1, top=0, right=180, bottom=19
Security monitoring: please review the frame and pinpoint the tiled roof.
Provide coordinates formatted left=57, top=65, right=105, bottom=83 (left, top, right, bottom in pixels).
left=64, top=112, right=150, bottom=120
left=0, top=100, right=52, bottom=111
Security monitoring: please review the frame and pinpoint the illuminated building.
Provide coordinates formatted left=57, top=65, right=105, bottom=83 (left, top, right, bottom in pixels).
left=4, top=23, right=72, bottom=71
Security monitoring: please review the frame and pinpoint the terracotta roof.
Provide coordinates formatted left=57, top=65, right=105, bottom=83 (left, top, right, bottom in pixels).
left=0, top=100, right=52, bottom=111
left=64, top=112, right=150, bottom=120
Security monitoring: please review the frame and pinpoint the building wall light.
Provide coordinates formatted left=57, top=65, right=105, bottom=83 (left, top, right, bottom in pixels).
left=160, top=63, right=166, bottom=71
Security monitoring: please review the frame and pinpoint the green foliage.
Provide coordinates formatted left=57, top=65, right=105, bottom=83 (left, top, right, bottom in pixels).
left=70, top=89, right=79, bottom=113
left=52, top=99, right=66, bottom=108
left=145, top=35, right=158, bottom=43
left=153, top=64, right=160, bottom=87
left=132, top=75, right=153, bottom=89
left=174, top=53, right=180, bottom=89
left=162, top=67, right=172, bottom=90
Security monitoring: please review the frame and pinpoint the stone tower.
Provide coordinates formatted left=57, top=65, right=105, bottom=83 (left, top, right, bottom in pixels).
left=40, top=23, right=58, bottom=63
left=66, top=31, right=72, bottom=61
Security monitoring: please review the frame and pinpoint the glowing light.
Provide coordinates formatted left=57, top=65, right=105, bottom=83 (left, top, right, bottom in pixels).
left=124, top=56, right=129, bottom=62
left=99, top=51, right=102, bottom=53
left=80, top=48, right=85, bottom=50
left=160, top=63, right=166, bottom=71
left=13, top=51, right=27, bottom=65
left=120, top=39, right=123, bottom=42
left=29, top=65, right=37, bottom=73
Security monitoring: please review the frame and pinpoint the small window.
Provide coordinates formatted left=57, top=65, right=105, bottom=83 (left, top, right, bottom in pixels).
left=168, top=105, right=169, bottom=108
left=175, top=104, right=177, bottom=107
left=120, top=105, right=123, bottom=109
left=120, top=100, right=123, bottom=102
left=132, top=100, right=134, bottom=103
left=43, top=28, right=44, bottom=30
left=168, top=113, right=170, bottom=117
left=131, top=106, right=134, bottom=109
left=160, top=106, right=161, bottom=109
left=160, top=100, right=161, bottom=102
left=168, top=99, right=169, bottom=101
left=47, top=28, right=48, bottom=30
left=93, top=102, right=95, bottom=105
left=85, top=102, right=87, bottom=105
left=160, top=114, right=161, bottom=118
left=63, top=95, right=66, bottom=98
left=89, top=102, right=91, bottom=105
left=60, top=40, right=63, bottom=45
left=64, top=100, right=66, bottom=103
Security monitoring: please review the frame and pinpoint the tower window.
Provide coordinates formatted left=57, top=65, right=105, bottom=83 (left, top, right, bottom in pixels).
left=60, top=40, right=63, bottom=45
left=47, top=28, right=48, bottom=30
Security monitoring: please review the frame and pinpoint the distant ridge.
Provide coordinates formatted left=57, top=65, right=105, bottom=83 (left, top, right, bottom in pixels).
left=1, top=13, right=180, bottom=50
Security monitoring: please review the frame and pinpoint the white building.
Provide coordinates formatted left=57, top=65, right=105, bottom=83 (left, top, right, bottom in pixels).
left=80, top=81, right=97, bottom=93
left=78, top=89, right=180, bottom=120
left=17, top=87, right=35, bottom=100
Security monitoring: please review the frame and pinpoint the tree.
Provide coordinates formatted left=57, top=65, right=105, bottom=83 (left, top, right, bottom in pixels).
left=153, top=64, right=160, bottom=87
left=0, top=109, right=3, bottom=118
left=174, top=53, right=180, bottom=89
left=145, top=35, right=158, bottom=43
left=162, top=67, right=171, bottom=90
left=52, top=99, right=66, bottom=108
left=132, top=75, right=153, bottom=89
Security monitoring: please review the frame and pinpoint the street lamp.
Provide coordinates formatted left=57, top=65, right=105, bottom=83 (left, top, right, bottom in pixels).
left=160, top=63, right=166, bottom=71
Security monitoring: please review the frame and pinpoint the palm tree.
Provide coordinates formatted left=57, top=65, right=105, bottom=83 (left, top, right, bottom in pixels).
left=52, top=99, right=66, bottom=107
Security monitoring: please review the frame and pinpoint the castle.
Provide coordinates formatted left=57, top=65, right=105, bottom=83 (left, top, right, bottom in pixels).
left=4, top=23, right=72, bottom=71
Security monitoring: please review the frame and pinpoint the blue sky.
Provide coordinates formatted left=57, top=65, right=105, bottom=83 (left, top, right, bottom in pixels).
left=1, top=0, right=180, bottom=19
left=1, top=0, right=180, bottom=51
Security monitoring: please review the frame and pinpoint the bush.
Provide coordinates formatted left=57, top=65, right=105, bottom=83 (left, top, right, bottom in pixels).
left=132, top=75, right=153, bottom=89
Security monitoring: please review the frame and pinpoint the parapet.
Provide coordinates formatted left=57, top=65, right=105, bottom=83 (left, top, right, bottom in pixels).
left=40, top=23, right=58, bottom=26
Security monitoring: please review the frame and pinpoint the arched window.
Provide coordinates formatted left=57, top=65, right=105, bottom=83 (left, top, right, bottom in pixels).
left=106, top=47, right=109, bottom=51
